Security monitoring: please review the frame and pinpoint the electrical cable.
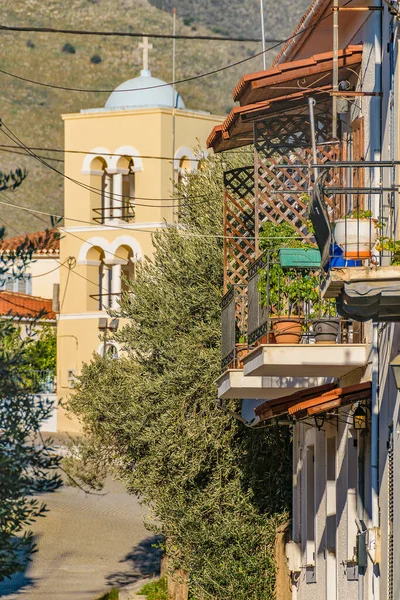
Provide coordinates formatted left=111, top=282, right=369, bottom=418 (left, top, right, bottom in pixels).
left=0, top=124, right=213, bottom=206
left=0, top=145, right=64, bottom=163
left=0, top=193, right=304, bottom=241
left=0, top=23, right=284, bottom=44
left=1, top=190, right=49, bottom=225
left=0, top=3, right=354, bottom=95
left=0, top=143, right=254, bottom=159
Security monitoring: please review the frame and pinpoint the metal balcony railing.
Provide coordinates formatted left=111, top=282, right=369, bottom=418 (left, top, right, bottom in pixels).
left=93, top=204, right=135, bottom=224
left=89, top=292, right=121, bottom=310
left=221, top=285, right=247, bottom=370
left=221, top=249, right=363, bottom=371
left=309, top=162, right=398, bottom=269
left=29, top=370, right=56, bottom=394
left=247, top=249, right=363, bottom=347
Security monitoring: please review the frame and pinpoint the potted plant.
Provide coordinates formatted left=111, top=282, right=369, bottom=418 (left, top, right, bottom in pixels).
left=235, top=335, right=249, bottom=367
left=311, top=299, right=340, bottom=344
left=334, top=209, right=378, bottom=260
left=376, top=236, right=400, bottom=265
left=258, top=222, right=309, bottom=344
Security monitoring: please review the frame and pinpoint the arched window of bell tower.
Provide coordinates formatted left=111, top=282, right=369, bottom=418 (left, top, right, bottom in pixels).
left=81, top=149, right=112, bottom=224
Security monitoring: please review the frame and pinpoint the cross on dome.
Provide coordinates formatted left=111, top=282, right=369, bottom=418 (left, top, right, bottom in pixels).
left=138, top=36, right=153, bottom=75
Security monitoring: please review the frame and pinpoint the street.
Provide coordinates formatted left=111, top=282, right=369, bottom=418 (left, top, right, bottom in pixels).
left=0, top=478, right=161, bottom=599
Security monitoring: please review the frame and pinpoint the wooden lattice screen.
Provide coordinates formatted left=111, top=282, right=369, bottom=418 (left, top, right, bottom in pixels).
left=223, top=106, right=342, bottom=291
left=223, top=166, right=255, bottom=292
left=254, top=108, right=341, bottom=244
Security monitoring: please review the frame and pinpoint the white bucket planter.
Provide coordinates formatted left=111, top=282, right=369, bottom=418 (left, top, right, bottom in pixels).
left=334, top=218, right=378, bottom=259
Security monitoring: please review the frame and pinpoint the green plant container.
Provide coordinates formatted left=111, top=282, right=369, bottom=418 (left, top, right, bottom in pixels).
left=279, top=248, right=321, bottom=268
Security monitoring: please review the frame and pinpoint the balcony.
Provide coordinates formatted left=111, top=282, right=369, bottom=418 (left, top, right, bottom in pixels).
left=93, top=203, right=135, bottom=224
left=310, top=161, right=400, bottom=321
left=90, top=292, right=121, bottom=310
left=29, top=369, right=56, bottom=394
left=219, top=248, right=367, bottom=398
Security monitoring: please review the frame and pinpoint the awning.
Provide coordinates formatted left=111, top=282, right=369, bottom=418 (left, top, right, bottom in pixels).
left=255, top=381, right=371, bottom=422
left=207, top=45, right=362, bottom=153
left=233, top=45, right=363, bottom=105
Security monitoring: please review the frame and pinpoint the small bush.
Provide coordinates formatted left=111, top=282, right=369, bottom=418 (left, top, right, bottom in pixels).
left=183, top=17, right=194, bottom=27
left=139, top=578, right=168, bottom=600
left=90, top=54, right=102, bottom=65
left=62, top=42, right=76, bottom=54
left=26, top=40, right=35, bottom=49
left=96, top=589, right=118, bottom=600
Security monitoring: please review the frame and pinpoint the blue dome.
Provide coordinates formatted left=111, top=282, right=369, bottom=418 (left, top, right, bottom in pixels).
left=104, top=69, right=185, bottom=110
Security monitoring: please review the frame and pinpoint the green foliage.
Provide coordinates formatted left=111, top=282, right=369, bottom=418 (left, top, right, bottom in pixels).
left=96, top=590, right=119, bottom=600
left=25, top=324, right=57, bottom=375
left=68, top=151, right=291, bottom=600
left=348, top=209, right=373, bottom=219
left=0, top=169, right=28, bottom=192
left=0, top=320, right=61, bottom=581
left=90, top=54, right=102, bottom=65
left=377, top=236, right=400, bottom=265
left=0, top=222, right=61, bottom=581
left=258, top=222, right=312, bottom=314
left=139, top=577, right=168, bottom=599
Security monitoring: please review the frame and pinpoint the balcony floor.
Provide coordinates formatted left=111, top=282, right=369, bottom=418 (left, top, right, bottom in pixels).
left=217, top=369, right=334, bottom=399
left=243, top=344, right=369, bottom=378
left=322, top=265, right=400, bottom=298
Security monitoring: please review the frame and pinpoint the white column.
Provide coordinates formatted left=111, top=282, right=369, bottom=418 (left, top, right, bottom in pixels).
left=103, top=175, right=112, bottom=221
left=113, top=173, right=123, bottom=219
left=111, top=264, right=121, bottom=309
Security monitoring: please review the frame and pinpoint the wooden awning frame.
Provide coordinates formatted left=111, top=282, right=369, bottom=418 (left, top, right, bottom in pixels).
left=255, top=381, right=371, bottom=423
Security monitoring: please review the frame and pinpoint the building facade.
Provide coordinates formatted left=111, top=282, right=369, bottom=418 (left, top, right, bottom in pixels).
left=56, top=48, right=223, bottom=433
left=209, top=2, right=400, bottom=599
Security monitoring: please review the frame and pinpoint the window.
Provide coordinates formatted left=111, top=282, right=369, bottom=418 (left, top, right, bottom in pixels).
left=98, top=342, right=120, bottom=359
left=0, top=274, right=32, bottom=294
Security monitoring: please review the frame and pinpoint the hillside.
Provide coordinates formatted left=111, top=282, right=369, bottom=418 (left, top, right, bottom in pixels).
left=148, top=0, right=310, bottom=41
left=0, top=0, right=310, bottom=235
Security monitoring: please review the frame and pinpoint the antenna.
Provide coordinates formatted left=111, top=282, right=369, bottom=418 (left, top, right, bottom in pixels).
left=260, top=0, right=266, bottom=70
left=171, top=8, right=177, bottom=222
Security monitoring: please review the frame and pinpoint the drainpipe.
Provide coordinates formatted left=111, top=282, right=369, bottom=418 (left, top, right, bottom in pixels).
left=371, top=322, right=380, bottom=600
left=371, top=3, right=382, bottom=600
left=357, top=430, right=365, bottom=600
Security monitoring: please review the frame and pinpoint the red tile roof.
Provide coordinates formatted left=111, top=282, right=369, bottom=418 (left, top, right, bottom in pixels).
left=0, top=291, right=56, bottom=320
left=0, top=229, right=60, bottom=255
left=233, top=46, right=362, bottom=104
left=207, top=45, right=362, bottom=153
left=255, top=382, right=371, bottom=423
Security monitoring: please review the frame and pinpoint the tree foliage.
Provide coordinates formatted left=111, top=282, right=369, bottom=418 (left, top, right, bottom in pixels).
left=0, top=222, right=61, bottom=581
left=68, top=152, right=292, bottom=599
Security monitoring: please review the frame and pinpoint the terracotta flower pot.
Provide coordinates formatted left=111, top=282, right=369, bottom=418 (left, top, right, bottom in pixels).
left=258, top=332, right=277, bottom=345
left=235, top=343, right=249, bottom=368
left=272, top=317, right=303, bottom=344
left=313, top=318, right=340, bottom=344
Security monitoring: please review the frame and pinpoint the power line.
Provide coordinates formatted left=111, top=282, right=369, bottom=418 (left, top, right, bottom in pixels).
left=0, top=143, right=254, bottom=163
left=0, top=145, right=64, bottom=163
left=0, top=23, right=284, bottom=44
left=0, top=124, right=211, bottom=206
left=0, top=4, right=349, bottom=96
left=1, top=122, right=256, bottom=209
left=0, top=193, right=303, bottom=242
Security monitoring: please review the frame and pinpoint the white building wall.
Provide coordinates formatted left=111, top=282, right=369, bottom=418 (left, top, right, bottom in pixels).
left=29, top=257, right=60, bottom=299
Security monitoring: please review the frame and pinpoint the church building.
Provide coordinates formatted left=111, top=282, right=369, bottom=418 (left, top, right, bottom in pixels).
left=56, top=38, right=223, bottom=432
